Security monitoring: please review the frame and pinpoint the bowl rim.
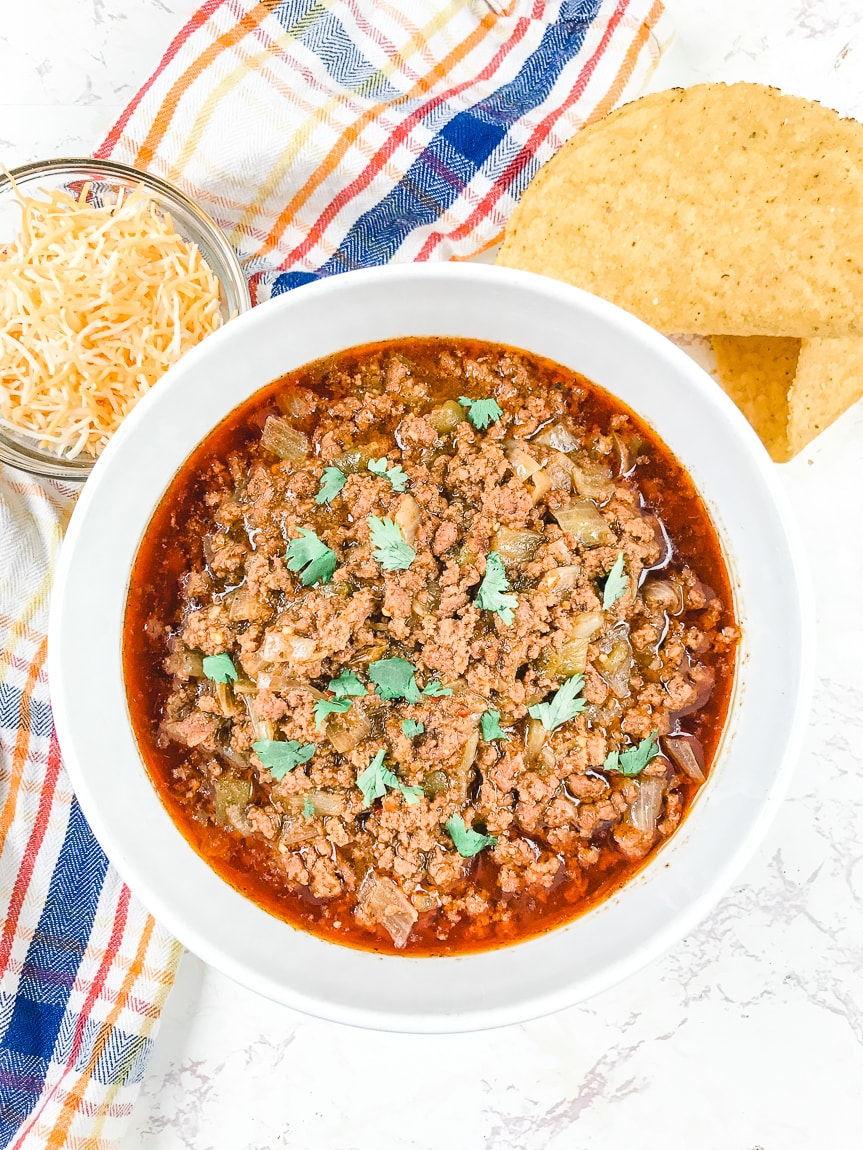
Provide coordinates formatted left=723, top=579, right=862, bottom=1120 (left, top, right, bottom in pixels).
left=0, top=155, right=251, bottom=482
left=48, top=263, right=815, bottom=1031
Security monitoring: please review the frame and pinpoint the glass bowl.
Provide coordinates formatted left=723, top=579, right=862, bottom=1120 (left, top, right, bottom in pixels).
left=0, top=157, right=251, bottom=482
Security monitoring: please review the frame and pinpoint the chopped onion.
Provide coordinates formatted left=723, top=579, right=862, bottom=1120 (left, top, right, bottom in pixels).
left=213, top=773, right=251, bottom=825
left=163, top=646, right=204, bottom=679
left=448, top=684, right=489, bottom=713
left=529, top=471, right=552, bottom=504
left=215, top=745, right=251, bottom=774
left=260, top=416, right=310, bottom=462
left=357, top=872, right=418, bottom=949
left=256, top=669, right=324, bottom=697
left=505, top=442, right=542, bottom=480
left=545, top=453, right=574, bottom=493
left=526, top=717, right=547, bottom=763
left=611, top=431, right=631, bottom=477
left=552, top=499, right=615, bottom=547
left=537, top=564, right=580, bottom=600
left=664, top=733, right=706, bottom=781
left=242, top=696, right=274, bottom=743
left=535, top=422, right=580, bottom=453
left=629, top=777, right=665, bottom=833
left=572, top=610, right=605, bottom=639
left=285, top=790, right=346, bottom=816
left=394, top=494, right=421, bottom=547
left=544, top=637, right=590, bottom=677
left=259, top=631, right=317, bottom=663
left=279, top=815, right=318, bottom=846
left=595, top=629, right=633, bottom=698
left=214, top=680, right=239, bottom=717
left=411, top=583, right=441, bottom=617
left=227, top=588, right=263, bottom=622
left=642, top=578, right=685, bottom=615
left=275, top=387, right=316, bottom=421
left=493, top=526, right=544, bottom=567
left=568, top=452, right=614, bottom=502
left=460, top=728, right=480, bottom=771
left=325, top=701, right=371, bottom=753
left=231, top=678, right=259, bottom=697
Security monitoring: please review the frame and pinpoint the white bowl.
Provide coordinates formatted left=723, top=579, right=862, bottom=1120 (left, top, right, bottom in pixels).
left=49, top=264, right=813, bottom=1032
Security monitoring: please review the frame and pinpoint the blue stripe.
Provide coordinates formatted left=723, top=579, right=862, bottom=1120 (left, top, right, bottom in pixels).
left=0, top=799, right=108, bottom=1148
left=0, top=682, right=53, bottom=740
left=270, top=0, right=602, bottom=294
left=301, top=11, right=402, bottom=99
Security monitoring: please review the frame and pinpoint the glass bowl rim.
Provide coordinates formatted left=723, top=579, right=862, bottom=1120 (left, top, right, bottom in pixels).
left=0, top=156, right=252, bottom=483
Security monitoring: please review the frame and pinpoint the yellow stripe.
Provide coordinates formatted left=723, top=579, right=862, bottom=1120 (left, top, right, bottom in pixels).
left=166, top=0, right=340, bottom=184
left=229, top=0, right=471, bottom=257
left=85, top=937, right=184, bottom=1148
left=44, top=917, right=158, bottom=1147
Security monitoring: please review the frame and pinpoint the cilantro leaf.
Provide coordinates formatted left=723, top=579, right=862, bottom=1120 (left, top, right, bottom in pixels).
left=202, top=653, right=238, bottom=684
left=286, top=528, right=338, bottom=586
left=458, top=396, right=504, bottom=430
left=315, top=466, right=347, bottom=505
left=445, top=814, right=497, bottom=857
left=401, top=718, right=425, bottom=738
left=475, top=551, right=518, bottom=624
left=528, top=674, right=586, bottom=731
left=367, top=457, right=409, bottom=493
left=313, top=697, right=352, bottom=728
left=302, top=796, right=316, bottom=819
left=369, top=657, right=421, bottom=703
left=252, top=738, right=315, bottom=781
left=367, top=515, right=416, bottom=572
left=397, top=782, right=424, bottom=805
left=602, top=551, right=628, bottom=610
left=357, top=749, right=423, bottom=807
left=603, top=731, right=659, bottom=776
left=480, top=709, right=509, bottom=742
left=328, top=669, right=366, bottom=698
left=422, top=680, right=452, bottom=698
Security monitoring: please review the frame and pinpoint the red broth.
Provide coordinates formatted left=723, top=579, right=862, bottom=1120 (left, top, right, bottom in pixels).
left=124, top=339, right=737, bottom=955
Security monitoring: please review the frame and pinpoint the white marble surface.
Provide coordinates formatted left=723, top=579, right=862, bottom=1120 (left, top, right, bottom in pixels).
left=3, top=1, right=863, bottom=1147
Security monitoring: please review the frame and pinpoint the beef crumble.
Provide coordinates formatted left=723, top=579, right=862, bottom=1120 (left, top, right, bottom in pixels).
left=124, top=338, right=737, bottom=954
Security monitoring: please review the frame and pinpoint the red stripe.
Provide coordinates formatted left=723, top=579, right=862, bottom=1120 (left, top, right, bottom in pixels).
left=10, top=885, right=132, bottom=1150
left=0, top=647, right=50, bottom=678
left=95, top=0, right=229, bottom=159
left=416, top=0, right=633, bottom=261
left=277, top=8, right=536, bottom=270
left=0, top=732, right=63, bottom=980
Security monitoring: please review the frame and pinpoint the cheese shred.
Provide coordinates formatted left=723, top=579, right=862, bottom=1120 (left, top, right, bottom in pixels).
left=0, top=183, right=224, bottom=459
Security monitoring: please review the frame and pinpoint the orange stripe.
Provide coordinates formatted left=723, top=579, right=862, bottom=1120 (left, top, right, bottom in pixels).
left=166, top=0, right=340, bottom=186
left=88, top=938, right=183, bottom=1145
left=134, top=3, right=271, bottom=170
left=44, top=916, right=157, bottom=1148
left=0, top=638, right=48, bottom=856
left=244, top=4, right=497, bottom=263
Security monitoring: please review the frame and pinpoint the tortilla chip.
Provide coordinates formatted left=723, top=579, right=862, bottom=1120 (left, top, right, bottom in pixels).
left=711, top=336, right=799, bottom=462
left=712, top=335, right=863, bottom=460
left=789, top=337, right=863, bottom=455
left=498, top=83, right=863, bottom=337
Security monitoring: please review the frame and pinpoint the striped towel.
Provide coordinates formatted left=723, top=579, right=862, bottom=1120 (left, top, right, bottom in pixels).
left=0, top=1, right=669, bottom=1145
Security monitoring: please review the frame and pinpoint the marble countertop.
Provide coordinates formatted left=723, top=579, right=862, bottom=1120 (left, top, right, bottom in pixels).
left=3, top=1, right=863, bottom=1147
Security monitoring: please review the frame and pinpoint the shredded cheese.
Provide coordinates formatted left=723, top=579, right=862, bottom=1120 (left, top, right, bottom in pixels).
left=0, top=183, right=224, bottom=459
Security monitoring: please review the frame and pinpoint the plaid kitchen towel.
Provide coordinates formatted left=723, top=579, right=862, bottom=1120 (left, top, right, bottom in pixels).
left=1, top=0, right=669, bottom=1145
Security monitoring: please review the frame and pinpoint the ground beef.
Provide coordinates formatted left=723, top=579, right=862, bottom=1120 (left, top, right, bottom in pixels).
left=125, top=338, right=737, bottom=954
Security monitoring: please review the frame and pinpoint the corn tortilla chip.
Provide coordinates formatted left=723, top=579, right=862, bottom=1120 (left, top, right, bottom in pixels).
left=789, top=337, right=863, bottom=455
left=498, top=83, right=863, bottom=337
left=711, top=337, right=799, bottom=462
left=712, top=335, right=863, bottom=460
